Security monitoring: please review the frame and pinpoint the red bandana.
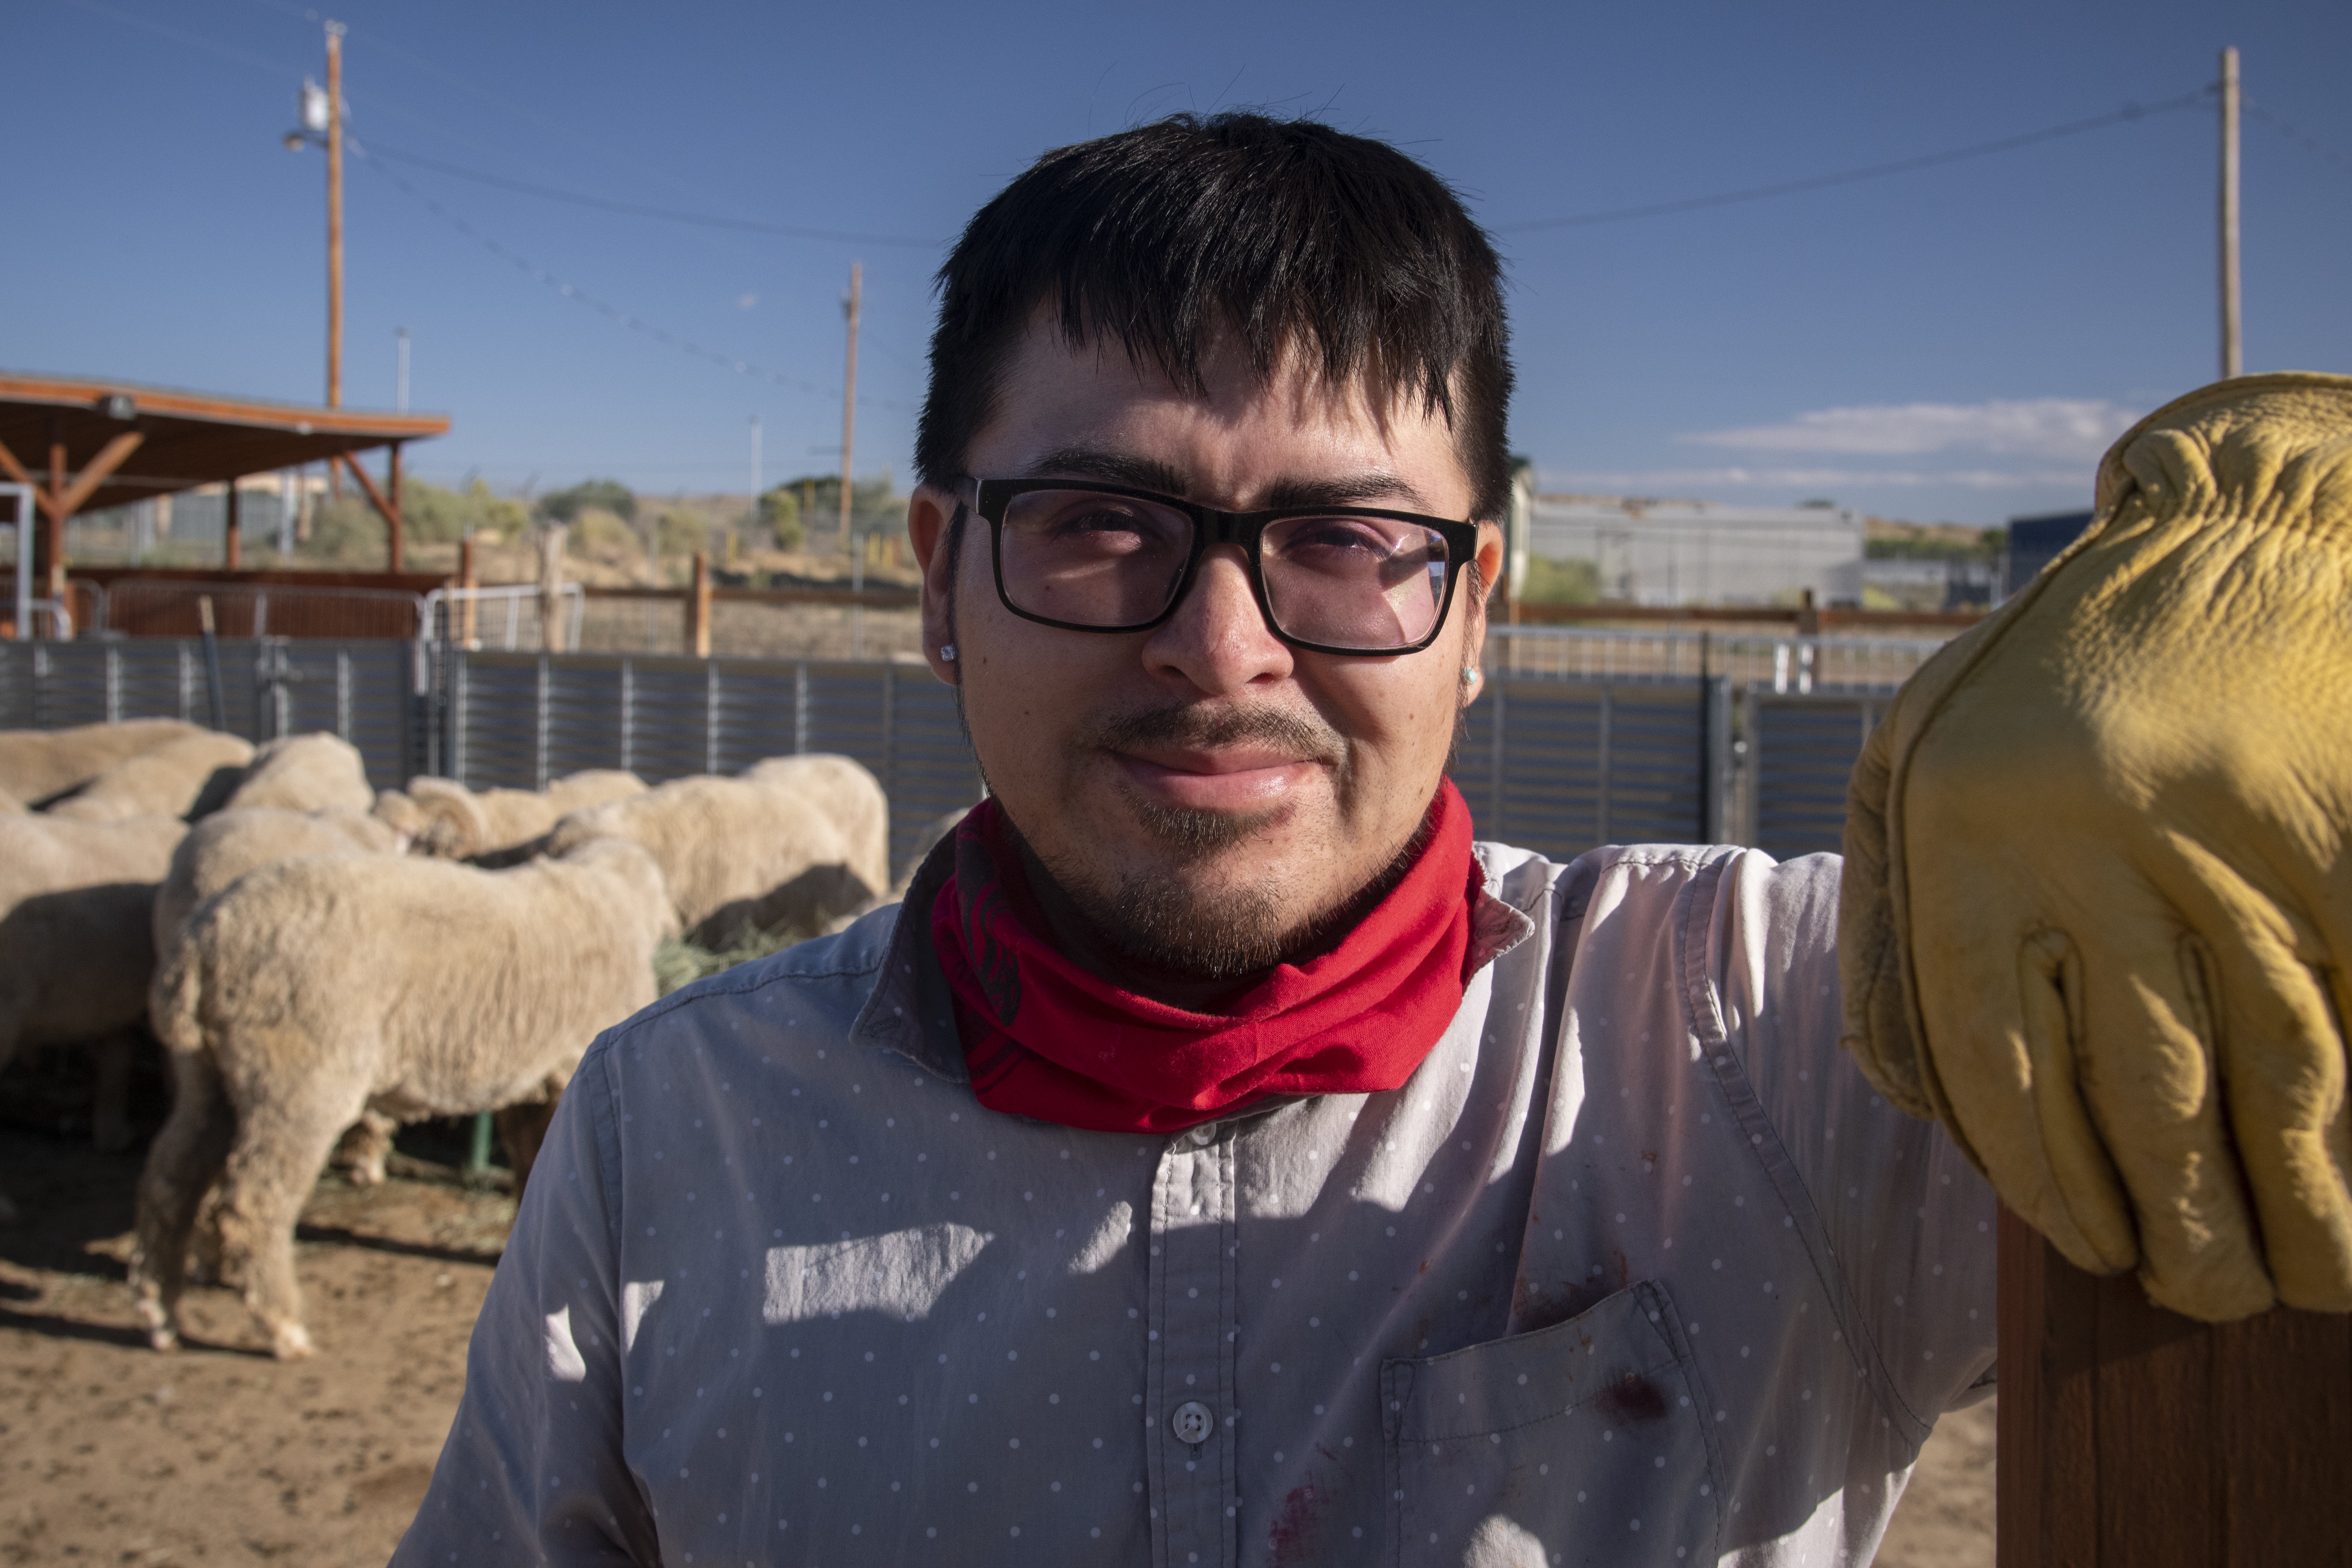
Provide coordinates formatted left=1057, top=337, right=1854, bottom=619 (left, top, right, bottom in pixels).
left=931, top=781, right=1482, bottom=1133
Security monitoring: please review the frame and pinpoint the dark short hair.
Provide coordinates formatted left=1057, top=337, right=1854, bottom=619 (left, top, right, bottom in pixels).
left=916, top=112, right=1514, bottom=522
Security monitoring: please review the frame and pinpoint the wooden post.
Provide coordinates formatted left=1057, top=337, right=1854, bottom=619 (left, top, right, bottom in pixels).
left=2219, top=46, right=2243, bottom=380
left=386, top=442, right=403, bottom=571
left=1996, top=1206, right=2352, bottom=1565
left=686, top=551, right=713, bottom=657
left=538, top=524, right=568, bottom=653
left=457, top=534, right=479, bottom=646
left=224, top=480, right=242, bottom=570
left=838, top=261, right=861, bottom=554
left=44, top=436, right=66, bottom=608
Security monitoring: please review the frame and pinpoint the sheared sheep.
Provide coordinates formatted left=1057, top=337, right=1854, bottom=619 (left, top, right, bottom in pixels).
left=152, top=806, right=401, bottom=966
left=0, top=788, right=24, bottom=815
left=45, top=731, right=254, bottom=824
left=220, top=733, right=376, bottom=814
left=544, top=768, right=875, bottom=946
left=131, top=835, right=676, bottom=1358
left=0, top=813, right=188, bottom=1208
left=743, top=754, right=892, bottom=900
left=0, top=718, right=204, bottom=807
left=372, top=768, right=645, bottom=860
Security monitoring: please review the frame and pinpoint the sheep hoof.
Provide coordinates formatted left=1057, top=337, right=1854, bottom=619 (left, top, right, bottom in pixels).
left=270, top=1323, right=315, bottom=1361
left=134, top=1303, right=180, bottom=1353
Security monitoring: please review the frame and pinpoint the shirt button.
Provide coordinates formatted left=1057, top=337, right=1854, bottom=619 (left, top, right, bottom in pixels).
left=1170, top=1401, right=1215, bottom=1445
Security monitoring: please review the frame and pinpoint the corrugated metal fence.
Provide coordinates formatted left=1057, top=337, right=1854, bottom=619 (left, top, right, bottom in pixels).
left=2, top=637, right=1898, bottom=867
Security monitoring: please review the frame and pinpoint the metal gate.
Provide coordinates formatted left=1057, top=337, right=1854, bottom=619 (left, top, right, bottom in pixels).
left=0, top=637, right=420, bottom=788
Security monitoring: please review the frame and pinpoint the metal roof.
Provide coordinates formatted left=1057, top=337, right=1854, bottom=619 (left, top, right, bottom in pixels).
left=0, top=370, right=448, bottom=516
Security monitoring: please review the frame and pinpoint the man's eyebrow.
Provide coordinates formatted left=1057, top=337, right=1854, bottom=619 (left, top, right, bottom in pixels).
left=1021, top=448, right=1191, bottom=495
left=1020, top=449, right=1436, bottom=514
left=1260, top=472, right=1435, bottom=512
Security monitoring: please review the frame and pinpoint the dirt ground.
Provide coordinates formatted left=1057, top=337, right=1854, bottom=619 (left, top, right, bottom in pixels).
left=0, top=1119, right=1992, bottom=1567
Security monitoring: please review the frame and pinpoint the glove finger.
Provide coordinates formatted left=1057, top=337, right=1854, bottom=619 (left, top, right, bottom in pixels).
left=2014, top=928, right=2140, bottom=1274
left=1838, top=706, right=1934, bottom=1117
left=1916, top=920, right=2136, bottom=1276
left=2192, top=920, right=2352, bottom=1312
left=2070, top=926, right=2277, bottom=1321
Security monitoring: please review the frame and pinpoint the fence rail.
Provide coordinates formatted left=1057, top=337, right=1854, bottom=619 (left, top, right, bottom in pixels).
left=3, top=630, right=1916, bottom=870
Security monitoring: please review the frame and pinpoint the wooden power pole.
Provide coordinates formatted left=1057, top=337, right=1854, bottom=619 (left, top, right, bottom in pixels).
left=838, top=262, right=861, bottom=555
left=324, top=21, right=347, bottom=500
left=2219, top=45, right=2242, bottom=380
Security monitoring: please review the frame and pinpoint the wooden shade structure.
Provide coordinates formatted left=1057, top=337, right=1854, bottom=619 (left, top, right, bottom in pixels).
left=0, top=371, right=450, bottom=607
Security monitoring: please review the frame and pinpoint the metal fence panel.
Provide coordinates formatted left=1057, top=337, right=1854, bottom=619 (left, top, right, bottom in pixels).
left=1744, top=691, right=1885, bottom=862
left=0, top=637, right=414, bottom=785
left=1452, top=676, right=1711, bottom=862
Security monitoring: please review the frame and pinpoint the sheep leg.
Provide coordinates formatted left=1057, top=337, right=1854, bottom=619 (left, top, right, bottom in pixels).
left=89, top=1032, right=139, bottom=1154
left=328, top=1110, right=398, bottom=1186
left=495, top=1084, right=564, bottom=1203
left=213, top=1088, right=353, bottom=1362
left=129, top=1051, right=236, bottom=1352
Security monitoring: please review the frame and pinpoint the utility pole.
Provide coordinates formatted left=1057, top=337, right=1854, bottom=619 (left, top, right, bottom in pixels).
left=2219, top=45, right=2243, bottom=380
left=326, top=21, right=345, bottom=409
left=838, top=261, right=862, bottom=555
left=396, top=326, right=411, bottom=412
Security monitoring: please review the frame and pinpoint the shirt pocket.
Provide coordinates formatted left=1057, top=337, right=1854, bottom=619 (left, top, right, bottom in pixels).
left=1381, top=1281, right=1723, bottom=1567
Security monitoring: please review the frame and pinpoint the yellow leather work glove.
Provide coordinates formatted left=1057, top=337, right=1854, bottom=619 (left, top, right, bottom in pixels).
left=1841, top=372, right=2352, bottom=1323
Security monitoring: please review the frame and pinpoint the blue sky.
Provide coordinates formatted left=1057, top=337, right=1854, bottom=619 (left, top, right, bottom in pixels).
left=7, top=0, right=2348, bottom=525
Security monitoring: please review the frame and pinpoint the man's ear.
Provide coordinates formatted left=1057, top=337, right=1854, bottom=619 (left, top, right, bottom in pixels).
left=1459, top=519, right=1506, bottom=706
left=908, top=482, right=963, bottom=686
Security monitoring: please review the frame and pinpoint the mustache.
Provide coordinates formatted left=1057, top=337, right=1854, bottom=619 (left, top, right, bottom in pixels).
left=1079, top=702, right=1347, bottom=768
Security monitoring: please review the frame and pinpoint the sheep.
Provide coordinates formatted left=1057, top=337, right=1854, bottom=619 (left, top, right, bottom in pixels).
left=0, top=788, right=24, bottom=815
left=0, top=718, right=205, bottom=807
left=45, top=731, right=255, bottom=824
left=372, top=768, right=646, bottom=861
left=743, top=754, right=892, bottom=901
left=219, top=733, right=376, bottom=815
left=544, top=769, right=876, bottom=947
left=0, top=813, right=188, bottom=1205
left=130, top=835, right=676, bottom=1358
left=149, top=804, right=407, bottom=1187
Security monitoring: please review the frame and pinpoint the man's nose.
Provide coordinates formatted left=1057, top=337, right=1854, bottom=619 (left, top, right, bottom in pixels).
left=1140, top=544, right=1293, bottom=694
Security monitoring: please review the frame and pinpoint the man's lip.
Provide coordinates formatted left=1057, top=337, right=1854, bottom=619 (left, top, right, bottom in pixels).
left=1109, top=748, right=1323, bottom=810
left=1113, top=745, right=1313, bottom=776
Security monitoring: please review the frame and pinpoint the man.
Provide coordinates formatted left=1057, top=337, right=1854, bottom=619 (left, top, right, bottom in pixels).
left=395, top=113, right=2347, bottom=1566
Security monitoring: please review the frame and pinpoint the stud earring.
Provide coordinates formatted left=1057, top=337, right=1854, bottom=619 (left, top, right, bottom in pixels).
left=940, top=643, right=958, bottom=662
left=1461, top=665, right=1479, bottom=684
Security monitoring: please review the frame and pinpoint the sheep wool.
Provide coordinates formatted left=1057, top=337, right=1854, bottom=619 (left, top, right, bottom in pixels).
left=220, top=733, right=376, bottom=815
left=743, top=753, right=892, bottom=901
left=379, top=767, right=646, bottom=860
left=132, top=835, right=676, bottom=1360
left=0, top=718, right=203, bottom=807
left=46, top=731, right=255, bottom=824
left=546, top=770, right=872, bottom=946
left=151, top=805, right=401, bottom=960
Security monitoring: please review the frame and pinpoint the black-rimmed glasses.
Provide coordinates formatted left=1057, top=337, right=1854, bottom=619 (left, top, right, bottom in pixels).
left=965, top=477, right=1482, bottom=657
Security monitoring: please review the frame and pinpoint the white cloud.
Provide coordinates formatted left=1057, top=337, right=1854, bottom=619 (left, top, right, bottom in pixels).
left=1684, top=398, right=2140, bottom=461
left=1541, top=465, right=2091, bottom=492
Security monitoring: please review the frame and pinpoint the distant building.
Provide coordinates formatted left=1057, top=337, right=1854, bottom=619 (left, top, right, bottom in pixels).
left=1527, top=495, right=1866, bottom=607
left=2003, top=509, right=2096, bottom=598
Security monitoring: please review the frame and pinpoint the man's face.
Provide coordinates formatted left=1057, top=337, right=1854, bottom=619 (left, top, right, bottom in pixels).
left=908, top=324, right=1504, bottom=989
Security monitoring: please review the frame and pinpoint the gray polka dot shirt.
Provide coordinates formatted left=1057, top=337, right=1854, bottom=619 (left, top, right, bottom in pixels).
left=395, top=840, right=1996, bottom=1566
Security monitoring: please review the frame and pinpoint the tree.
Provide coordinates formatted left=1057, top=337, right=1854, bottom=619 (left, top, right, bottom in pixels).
left=540, top=479, right=637, bottom=524
left=757, top=485, right=804, bottom=552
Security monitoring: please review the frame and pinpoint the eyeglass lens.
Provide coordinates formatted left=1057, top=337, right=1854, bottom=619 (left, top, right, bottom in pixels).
left=997, top=488, right=1451, bottom=650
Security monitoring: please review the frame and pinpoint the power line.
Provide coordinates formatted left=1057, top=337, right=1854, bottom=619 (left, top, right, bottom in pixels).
left=2246, top=99, right=2352, bottom=179
left=360, top=142, right=941, bottom=249
left=349, top=139, right=919, bottom=412
left=1501, top=89, right=2211, bottom=232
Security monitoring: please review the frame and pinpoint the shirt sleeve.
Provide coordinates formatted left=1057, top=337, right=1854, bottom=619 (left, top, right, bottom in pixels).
left=1710, top=849, right=1999, bottom=1425
left=391, top=1034, right=660, bottom=1566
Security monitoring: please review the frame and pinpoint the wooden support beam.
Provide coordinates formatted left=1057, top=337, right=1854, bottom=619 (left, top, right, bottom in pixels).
left=387, top=441, right=403, bottom=572
left=46, top=438, right=67, bottom=604
left=53, top=431, right=146, bottom=519
left=336, top=450, right=402, bottom=570
left=0, top=436, right=36, bottom=499
left=224, top=477, right=241, bottom=570
left=458, top=535, right=478, bottom=645
left=687, top=550, right=712, bottom=657
left=1997, top=1206, right=2352, bottom=1565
